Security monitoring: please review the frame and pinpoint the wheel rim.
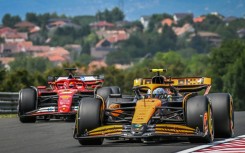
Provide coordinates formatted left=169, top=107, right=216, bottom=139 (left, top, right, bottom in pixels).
left=229, top=98, right=234, bottom=136
left=208, top=105, right=214, bottom=141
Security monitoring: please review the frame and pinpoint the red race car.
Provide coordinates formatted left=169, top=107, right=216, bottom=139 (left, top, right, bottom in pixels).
left=18, top=68, right=104, bottom=123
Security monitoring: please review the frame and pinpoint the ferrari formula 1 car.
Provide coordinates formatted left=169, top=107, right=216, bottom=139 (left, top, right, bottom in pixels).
left=73, top=69, right=234, bottom=145
left=18, top=68, right=104, bottom=123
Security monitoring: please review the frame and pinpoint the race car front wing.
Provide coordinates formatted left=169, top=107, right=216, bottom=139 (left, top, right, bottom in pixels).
left=74, top=123, right=205, bottom=140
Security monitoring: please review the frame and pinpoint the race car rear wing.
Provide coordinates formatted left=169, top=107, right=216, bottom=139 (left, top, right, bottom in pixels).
left=133, top=77, right=211, bottom=93
left=55, top=75, right=104, bottom=82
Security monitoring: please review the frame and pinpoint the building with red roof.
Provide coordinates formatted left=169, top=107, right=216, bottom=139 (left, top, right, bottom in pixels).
left=90, top=21, right=115, bottom=30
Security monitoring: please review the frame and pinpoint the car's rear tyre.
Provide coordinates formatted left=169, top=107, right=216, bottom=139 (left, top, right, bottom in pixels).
left=18, top=88, right=37, bottom=123
left=186, top=95, right=214, bottom=143
left=207, top=93, right=234, bottom=138
left=96, top=87, right=112, bottom=102
left=110, top=86, right=121, bottom=94
left=96, top=86, right=121, bottom=107
left=77, top=97, right=103, bottom=145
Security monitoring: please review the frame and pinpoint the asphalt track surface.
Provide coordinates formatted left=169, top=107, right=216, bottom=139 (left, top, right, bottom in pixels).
left=0, top=111, right=244, bottom=153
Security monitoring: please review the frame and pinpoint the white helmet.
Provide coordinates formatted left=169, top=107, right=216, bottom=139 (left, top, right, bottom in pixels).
left=153, top=88, right=165, bottom=97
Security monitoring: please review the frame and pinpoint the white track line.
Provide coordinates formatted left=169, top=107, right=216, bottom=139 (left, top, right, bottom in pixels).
left=177, top=135, right=245, bottom=153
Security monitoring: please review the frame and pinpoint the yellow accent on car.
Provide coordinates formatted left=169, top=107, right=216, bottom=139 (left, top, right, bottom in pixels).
left=150, top=69, right=167, bottom=73
left=89, top=125, right=123, bottom=133
left=87, top=125, right=123, bottom=136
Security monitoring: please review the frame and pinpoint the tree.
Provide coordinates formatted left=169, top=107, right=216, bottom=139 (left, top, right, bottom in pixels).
left=190, top=35, right=208, bottom=53
left=153, top=51, right=185, bottom=76
left=94, top=66, right=126, bottom=92
left=106, top=50, right=131, bottom=65
left=72, top=15, right=96, bottom=26
left=26, top=12, right=38, bottom=25
left=1, top=69, right=33, bottom=92
left=208, top=39, right=245, bottom=109
left=2, top=14, right=21, bottom=27
left=95, top=7, right=124, bottom=22
left=157, top=25, right=177, bottom=52
left=111, top=7, right=125, bottom=22
left=184, top=54, right=210, bottom=76
left=196, top=14, right=224, bottom=32
left=148, top=13, right=173, bottom=32
left=81, top=41, right=91, bottom=55
left=223, top=52, right=245, bottom=110
left=9, top=55, right=52, bottom=72
left=130, top=21, right=144, bottom=32
left=177, top=15, right=194, bottom=27
left=75, top=54, right=92, bottom=66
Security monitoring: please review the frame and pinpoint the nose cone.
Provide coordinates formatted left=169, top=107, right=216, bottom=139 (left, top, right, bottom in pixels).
left=58, top=94, right=73, bottom=112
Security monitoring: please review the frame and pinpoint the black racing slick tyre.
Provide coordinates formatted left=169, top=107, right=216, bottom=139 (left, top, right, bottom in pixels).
left=110, top=86, right=121, bottom=94
left=77, top=97, right=103, bottom=145
left=207, top=93, right=234, bottom=138
left=186, top=96, right=214, bottom=143
left=96, top=86, right=121, bottom=107
left=96, top=87, right=111, bottom=102
left=18, top=88, right=37, bottom=123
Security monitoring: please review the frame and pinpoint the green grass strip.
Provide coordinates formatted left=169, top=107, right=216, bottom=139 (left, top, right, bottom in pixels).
left=0, top=114, right=17, bottom=118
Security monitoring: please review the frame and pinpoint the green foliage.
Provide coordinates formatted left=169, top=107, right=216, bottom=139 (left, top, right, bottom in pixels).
left=223, top=50, right=245, bottom=110
left=129, top=21, right=144, bottom=32
left=228, top=18, right=245, bottom=30
left=26, top=12, right=61, bottom=27
left=153, top=52, right=185, bottom=76
left=84, top=32, right=99, bottom=46
left=50, top=25, right=90, bottom=46
left=106, top=50, right=132, bottom=65
left=148, top=13, right=173, bottom=32
left=190, top=35, right=210, bottom=53
left=1, top=69, right=33, bottom=91
left=43, top=66, right=66, bottom=78
left=95, top=7, right=124, bottom=22
left=26, top=12, right=39, bottom=25
left=94, top=66, right=127, bottom=92
left=177, top=15, right=194, bottom=27
left=74, top=54, right=93, bottom=66
left=195, top=14, right=224, bottom=32
left=158, top=25, right=177, bottom=51
left=72, top=15, right=96, bottom=26
left=217, top=25, right=238, bottom=39
left=184, top=54, right=210, bottom=76
left=2, top=14, right=21, bottom=28
left=208, top=40, right=245, bottom=109
left=9, top=55, right=52, bottom=72
left=81, top=41, right=91, bottom=55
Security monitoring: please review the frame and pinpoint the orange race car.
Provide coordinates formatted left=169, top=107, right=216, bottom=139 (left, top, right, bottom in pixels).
left=73, top=69, right=234, bottom=145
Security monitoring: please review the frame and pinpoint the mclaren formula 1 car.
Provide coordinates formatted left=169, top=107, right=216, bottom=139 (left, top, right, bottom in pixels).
left=18, top=68, right=104, bottom=123
left=73, top=69, right=234, bottom=145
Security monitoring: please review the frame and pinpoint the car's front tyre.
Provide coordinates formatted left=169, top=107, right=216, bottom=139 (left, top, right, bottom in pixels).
left=18, top=88, right=37, bottom=123
left=76, top=97, right=104, bottom=145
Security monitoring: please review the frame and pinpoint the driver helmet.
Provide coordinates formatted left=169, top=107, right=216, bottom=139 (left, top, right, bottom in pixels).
left=152, top=88, right=166, bottom=98
left=69, top=82, right=76, bottom=88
